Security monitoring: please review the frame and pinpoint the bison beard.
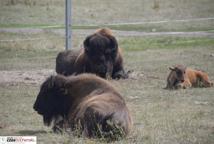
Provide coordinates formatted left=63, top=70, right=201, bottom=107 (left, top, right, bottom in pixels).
left=33, top=74, right=132, bottom=140
left=165, top=64, right=213, bottom=89
left=55, top=28, right=128, bottom=79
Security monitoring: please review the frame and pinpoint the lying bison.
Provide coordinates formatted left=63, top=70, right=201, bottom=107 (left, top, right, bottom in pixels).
left=56, top=28, right=128, bottom=79
left=56, top=49, right=80, bottom=76
left=165, top=64, right=213, bottom=89
left=33, top=74, right=132, bottom=140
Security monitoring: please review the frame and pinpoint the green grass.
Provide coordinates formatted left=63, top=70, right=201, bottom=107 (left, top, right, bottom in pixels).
left=0, top=0, right=214, bottom=32
left=0, top=24, right=64, bottom=29
left=0, top=24, right=97, bottom=30
left=1, top=0, right=214, bottom=25
left=0, top=20, right=214, bottom=32
left=0, top=31, right=214, bottom=70
left=0, top=32, right=64, bottom=70
left=0, top=31, right=214, bottom=143
left=120, top=37, right=214, bottom=51
left=107, top=21, right=214, bottom=32
left=0, top=0, right=214, bottom=143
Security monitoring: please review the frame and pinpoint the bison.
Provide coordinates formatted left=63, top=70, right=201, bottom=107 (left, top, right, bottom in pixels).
left=165, top=64, right=213, bottom=89
left=56, top=49, right=80, bottom=76
left=56, top=28, right=128, bottom=79
left=33, top=73, right=132, bottom=140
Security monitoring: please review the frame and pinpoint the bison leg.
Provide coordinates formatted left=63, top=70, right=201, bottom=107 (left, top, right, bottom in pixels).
left=199, top=74, right=213, bottom=87
left=112, top=70, right=128, bottom=79
left=52, top=117, right=70, bottom=134
left=177, top=80, right=192, bottom=89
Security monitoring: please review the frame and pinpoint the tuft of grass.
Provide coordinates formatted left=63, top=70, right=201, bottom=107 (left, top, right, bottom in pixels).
left=152, top=0, right=160, bottom=10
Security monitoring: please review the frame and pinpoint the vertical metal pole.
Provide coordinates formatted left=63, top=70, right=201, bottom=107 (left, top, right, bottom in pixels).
left=65, top=0, right=72, bottom=50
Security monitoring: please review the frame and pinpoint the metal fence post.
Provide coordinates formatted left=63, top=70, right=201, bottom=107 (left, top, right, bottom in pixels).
left=65, top=0, right=72, bottom=50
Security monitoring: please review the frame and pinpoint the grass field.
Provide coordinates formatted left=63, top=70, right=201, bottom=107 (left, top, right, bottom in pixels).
left=1, top=0, right=214, bottom=24
left=0, top=31, right=214, bottom=144
left=0, top=0, right=214, bottom=143
left=0, top=0, right=214, bottom=32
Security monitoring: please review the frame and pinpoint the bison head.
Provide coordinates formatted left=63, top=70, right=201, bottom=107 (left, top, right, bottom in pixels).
left=83, top=32, right=118, bottom=78
left=33, top=75, right=67, bottom=126
left=169, top=65, right=186, bottom=84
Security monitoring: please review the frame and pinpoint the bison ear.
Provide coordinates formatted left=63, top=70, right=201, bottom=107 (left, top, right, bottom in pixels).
left=83, top=35, right=91, bottom=53
left=109, top=36, right=118, bottom=49
left=54, top=75, right=67, bottom=88
left=48, top=75, right=67, bottom=89
left=47, top=75, right=55, bottom=88
left=169, top=66, right=175, bottom=71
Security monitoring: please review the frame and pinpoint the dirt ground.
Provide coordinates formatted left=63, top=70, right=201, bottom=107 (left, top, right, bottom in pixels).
left=0, top=69, right=55, bottom=85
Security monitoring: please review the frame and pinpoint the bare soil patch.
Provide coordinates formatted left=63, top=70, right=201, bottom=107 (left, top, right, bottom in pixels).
left=0, top=69, right=55, bottom=86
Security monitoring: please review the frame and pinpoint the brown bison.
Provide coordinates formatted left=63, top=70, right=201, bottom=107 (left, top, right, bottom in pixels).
left=56, top=49, right=80, bottom=76
left=165, top=65, right=213, bottom=89
left=33, top=74, right=132, bottom=140
left=56, top=28, right=128, bottom=79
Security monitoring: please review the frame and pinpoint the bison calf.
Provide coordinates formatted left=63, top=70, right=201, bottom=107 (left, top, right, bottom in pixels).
left=33, top=74, right=132, bottom=140
left=165, top=65, right=213, bottom=89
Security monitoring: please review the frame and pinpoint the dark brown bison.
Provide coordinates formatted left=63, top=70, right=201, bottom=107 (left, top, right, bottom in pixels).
left=56, top=49, right=80, bottom=76
left=33, top=74, right=132, bottom=140
left=55, top=28, right=128, bottom=79
left=165, top=65, right=213, bottom=89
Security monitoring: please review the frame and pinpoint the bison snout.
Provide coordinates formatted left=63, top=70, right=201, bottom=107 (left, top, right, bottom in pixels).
left=33, top=101, right=44, bottom=115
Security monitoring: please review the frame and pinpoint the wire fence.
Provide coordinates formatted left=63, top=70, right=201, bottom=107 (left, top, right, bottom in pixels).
left=81, top=17, right=214, bottom=26
left=0, top=17, right=214, bottom=42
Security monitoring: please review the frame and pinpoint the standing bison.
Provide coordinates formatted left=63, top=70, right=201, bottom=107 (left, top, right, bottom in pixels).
left=33, top=74, right=132, bottom=140
left=165, top=64, right=213, bottom=89
left=56, top=28, right=128, bottom=79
